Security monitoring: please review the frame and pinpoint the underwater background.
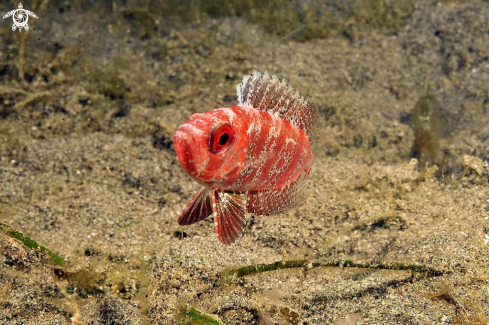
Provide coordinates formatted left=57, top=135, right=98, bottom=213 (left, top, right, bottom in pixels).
left=0, top=0, right=488, bottom=324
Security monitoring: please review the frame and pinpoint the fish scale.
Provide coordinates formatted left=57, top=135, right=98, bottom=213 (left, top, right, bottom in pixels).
left=226, top=108, right=310, bottom=191
left=174, top=71, right=317, bottom=245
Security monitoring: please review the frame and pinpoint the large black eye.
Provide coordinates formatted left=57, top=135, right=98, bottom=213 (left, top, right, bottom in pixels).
left=210, top=123, right=234, bottom=154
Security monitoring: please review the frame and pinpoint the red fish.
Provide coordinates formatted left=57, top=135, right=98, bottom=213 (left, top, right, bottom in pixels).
left=173, top=71, right=317, bottom=245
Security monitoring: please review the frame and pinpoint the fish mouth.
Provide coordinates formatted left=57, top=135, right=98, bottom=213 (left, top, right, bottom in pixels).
left=174, top=125, right=198, bottom=175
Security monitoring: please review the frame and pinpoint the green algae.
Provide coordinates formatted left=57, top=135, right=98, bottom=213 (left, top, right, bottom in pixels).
left=223, top=258, right=450, bottom=284
left=179, top=305, right=224, bottom=325
left=0, top=222, right=69, bottom=267
left=316, top=260, right=450, bottom=277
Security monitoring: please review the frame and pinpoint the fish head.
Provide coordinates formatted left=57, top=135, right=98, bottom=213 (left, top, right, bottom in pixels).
left=173, top=106, right=247, bottom=187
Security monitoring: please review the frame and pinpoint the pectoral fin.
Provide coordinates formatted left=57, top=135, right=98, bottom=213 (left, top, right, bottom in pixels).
left=177, top=187, right=213, bottom=225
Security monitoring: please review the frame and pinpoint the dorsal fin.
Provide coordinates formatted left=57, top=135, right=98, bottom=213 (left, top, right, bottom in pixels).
left=236, top=71, right=317, bottom=136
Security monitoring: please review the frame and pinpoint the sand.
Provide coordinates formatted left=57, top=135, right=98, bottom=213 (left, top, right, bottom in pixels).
left=0, top=1, right=488, bottom=324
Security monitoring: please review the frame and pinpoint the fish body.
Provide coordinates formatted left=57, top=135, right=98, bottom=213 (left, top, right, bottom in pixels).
left=173, top=71, right=317, bottom=245
left=175, top=105, right=313, bottom=191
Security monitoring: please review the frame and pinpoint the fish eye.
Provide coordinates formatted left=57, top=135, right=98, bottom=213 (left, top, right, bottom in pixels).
left=210, top=123, right=234, bottom=154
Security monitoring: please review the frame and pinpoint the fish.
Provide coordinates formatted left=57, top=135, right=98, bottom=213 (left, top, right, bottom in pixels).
left=173, top=71, right=317, bottom=245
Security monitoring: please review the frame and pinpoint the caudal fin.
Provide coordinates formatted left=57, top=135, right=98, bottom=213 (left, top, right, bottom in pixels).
left=178, top=187, right=213, bottom=225
left=212, top=190, right=246, bottom=245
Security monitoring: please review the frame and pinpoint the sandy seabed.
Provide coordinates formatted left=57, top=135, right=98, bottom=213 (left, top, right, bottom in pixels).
left=1, top=1, right=489, bottom=324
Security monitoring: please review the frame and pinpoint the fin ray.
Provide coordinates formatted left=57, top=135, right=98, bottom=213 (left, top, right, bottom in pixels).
left=212, top=190, right=246, bottom=245
left=247, top=170, right=309, bottom=216
left=177, top=187, right=213, bottom=225
left=236, top=71, right=317, bottom=136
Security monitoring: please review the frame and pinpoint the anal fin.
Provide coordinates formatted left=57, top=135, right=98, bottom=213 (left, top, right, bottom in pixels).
left=178, top=187, right=213, bottom=225
left=247, top=171, right=309, bottom=216
left=212, top=190, right=246, bottom=245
